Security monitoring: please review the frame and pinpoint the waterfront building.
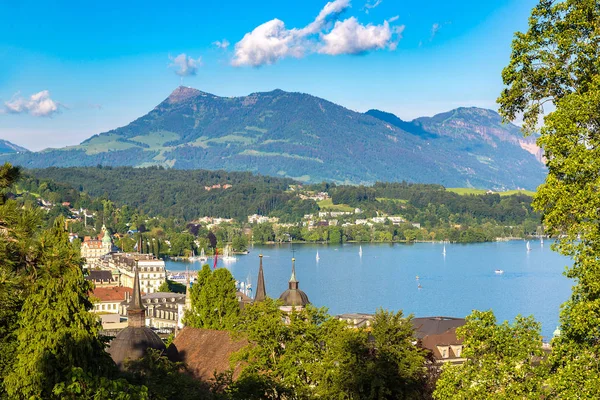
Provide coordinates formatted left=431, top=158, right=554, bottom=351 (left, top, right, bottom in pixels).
left=278, top=258, right=310, bottom=312
left=107, top=262, right=166, bottom=368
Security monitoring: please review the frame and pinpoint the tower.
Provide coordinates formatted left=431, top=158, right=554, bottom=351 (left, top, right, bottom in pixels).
left=254, top=254, right=267, bottom=302
left=278, top=257, right=310, bottom=311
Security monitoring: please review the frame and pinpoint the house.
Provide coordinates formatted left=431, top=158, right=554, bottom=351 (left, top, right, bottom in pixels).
left=337, top=313, right=375, bottom=328
left=92, top=286, right=133, bottom=314
left=411, top=316, right=466, bottom=364
left=85, top=270, right=118, bottom=287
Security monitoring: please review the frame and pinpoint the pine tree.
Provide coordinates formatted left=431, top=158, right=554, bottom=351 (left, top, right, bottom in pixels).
left=5, top=217, right=115, bottom=398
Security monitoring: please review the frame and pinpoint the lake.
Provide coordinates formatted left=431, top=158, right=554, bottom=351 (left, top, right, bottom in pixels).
left=166, top=240, right=571, bottom=339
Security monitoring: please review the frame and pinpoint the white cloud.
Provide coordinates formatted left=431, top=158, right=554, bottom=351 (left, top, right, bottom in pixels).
left=213, top=39, right=230, bottom=50
left=3, top=90, right=60, bottom=117
left=320, top=17, right=403, bottom=54
left=169, top=53, right=202, bottom=76
left=231, top=0, right=402, bottom=67
left=363, top=0, right=382, bottom=14
left=231, top=19, right=305, bottom=67
left=389, top=15, right=399, bottom=22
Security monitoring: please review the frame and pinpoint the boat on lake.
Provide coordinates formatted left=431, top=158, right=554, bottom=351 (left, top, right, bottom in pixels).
left=443, top=245, right=446, bottom=256
left=526, top=241, right=532, bottom=252
left=359, top=246, right=363, bottom=257
left=222, top=244, right=237, bottom=263
left=495, top=269, right=504, bottom=274
left=199, top=247, right=208, bottom=263
left=316, top=251, right=320, bottom=262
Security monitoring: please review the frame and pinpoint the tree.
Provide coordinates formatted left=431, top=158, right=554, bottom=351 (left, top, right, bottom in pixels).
left=185, top=265, right=240, bottom=330
left=433, top=311, right=545, bottom=400
left=498, top=1, right=600, bottom=396
left=4, top=217, right=116, bottom=398
left=207, top=231, right=217, bottom=250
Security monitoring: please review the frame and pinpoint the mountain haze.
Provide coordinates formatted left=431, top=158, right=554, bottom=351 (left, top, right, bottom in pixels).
left=2, top=86, right=546, bottom=189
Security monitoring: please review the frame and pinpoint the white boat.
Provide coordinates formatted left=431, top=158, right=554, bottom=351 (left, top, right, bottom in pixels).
left=188, top=249, right=201, bottom=262
left=359, top=246, right=363, bottom=257
left=526, top=241, right=531, bottom=252
left=443, top=244, right=446, bottom=256
left=316, top=251, right=320, bottom=262
left=199, top=247, right=208, bottom=263
left=222, top=244, right=237, bottom=263
left=495, top=269, right=504, bottom=274
left=540, top=237, right=544, bottom=247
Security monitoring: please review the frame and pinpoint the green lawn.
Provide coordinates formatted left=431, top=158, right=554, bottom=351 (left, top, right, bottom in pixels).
left=317, top=199, right=354, bottom=212
left=376, top=197, right=408, bottom=203
left=447, top=188, right=536, bottom=197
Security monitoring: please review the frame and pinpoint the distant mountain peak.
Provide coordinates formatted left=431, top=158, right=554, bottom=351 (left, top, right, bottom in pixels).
left=167, top=86, right=203, bottom=104
left=0, top=139, right=28, bottom=154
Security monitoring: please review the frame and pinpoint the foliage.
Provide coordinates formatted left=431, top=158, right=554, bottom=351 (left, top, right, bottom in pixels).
left=52, top=368, right=148, bottom=400
left=4, top=217, right=116, bottom=398
left=123, top=349, right=215, bottom=400
left=433, top=310, right=545, bottom=399
left=498, top=0, right=600, bottom=396
left=185, top=265, right=240, bottom=330
left=232, top=301, right=428, bottom=399
left=158, top=279, right=186, bottom=294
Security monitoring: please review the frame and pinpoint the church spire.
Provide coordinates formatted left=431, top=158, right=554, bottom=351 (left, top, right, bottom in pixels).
left=127, top=257, right=146, bottom=328
left=254, top=254, right=267, bottom=302
left=289, top=258, right=299, bottom=290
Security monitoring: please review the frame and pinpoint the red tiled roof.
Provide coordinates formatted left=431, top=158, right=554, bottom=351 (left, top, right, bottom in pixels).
left=92, top=286, right=132, bottom=302
left=168, top=327, right=247, bottom=381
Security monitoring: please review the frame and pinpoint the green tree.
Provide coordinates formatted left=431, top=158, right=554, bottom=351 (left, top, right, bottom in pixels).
left=5, top=217, right=116, bottom=398
left=433, top=310, right=545, bottom=400
left=185, top=265, right=240, bottom=330
left=498, top=1, right=600, bottom=396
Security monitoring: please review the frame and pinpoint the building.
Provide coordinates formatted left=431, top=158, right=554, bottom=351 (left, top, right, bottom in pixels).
left=109, top=253, right=166, bottom=294
left=80, top=224, right=113, bottom=263
left=85, top=270, right=118, bottom=287
left=107, top=262, right=166, bottom=368
left=411, top=316, right=466, bottom=364
left=120, top=292, right=186, bottom=329
left=337, top=313, right=375, bottom=328
left=278, top=258, right=310, bottom=312
left=91, top=286, right=133, bottom=314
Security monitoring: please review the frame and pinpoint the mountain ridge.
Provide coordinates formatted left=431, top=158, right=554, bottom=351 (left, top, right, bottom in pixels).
left=1, top=86, right=546, bottom=190
left=0, top=139, right=29, bottom=154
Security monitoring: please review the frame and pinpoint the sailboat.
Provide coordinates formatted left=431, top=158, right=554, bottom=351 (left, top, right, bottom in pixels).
left=359, top=246, right=363, bottom=257
left=188, top=249, right=201, bottom=262
left=199, top=247, right=208, bottom=263
left=540, top=237, right=544, bottom=247
left=526, top=241, right=531, bottom=252
left=443, top=244, right=446, bottom=256
left=316, top=251, right=320, bottom=262
left=222, top=244, right=237, bottom=262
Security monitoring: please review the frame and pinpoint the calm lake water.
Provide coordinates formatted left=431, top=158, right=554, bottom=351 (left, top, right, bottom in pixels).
left=166, top=241, right=571, bottom=339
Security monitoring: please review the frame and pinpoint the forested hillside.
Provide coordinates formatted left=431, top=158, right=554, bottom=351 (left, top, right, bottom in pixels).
left=2, top=87, right=546, bottom=189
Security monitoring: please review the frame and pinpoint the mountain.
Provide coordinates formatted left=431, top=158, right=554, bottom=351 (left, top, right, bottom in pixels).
left=0, top=139, right=28, bottom=154
left=1, top=86, right=546, bottom=190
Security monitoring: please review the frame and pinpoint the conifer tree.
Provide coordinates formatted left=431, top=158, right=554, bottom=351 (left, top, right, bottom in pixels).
left=5, top=217, right=115, bottom=398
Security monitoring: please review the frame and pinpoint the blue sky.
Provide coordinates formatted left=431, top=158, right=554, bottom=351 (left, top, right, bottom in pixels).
left=0, top=0, right=537, bottom=151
